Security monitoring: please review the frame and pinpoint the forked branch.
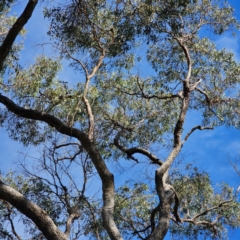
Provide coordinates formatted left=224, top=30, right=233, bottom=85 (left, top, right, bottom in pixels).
left=171, top=199, right=234, bottom=236
left=0, top=93, right=123, bottom=240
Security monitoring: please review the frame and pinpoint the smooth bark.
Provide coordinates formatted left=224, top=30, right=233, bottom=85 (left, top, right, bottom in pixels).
left=0, top=93, right=123, bottom=240
left=148, top=39, right=192, bottom=239
left=0, top=0, right=38, bottom=70
left=0, top=180, right=68, bottom=240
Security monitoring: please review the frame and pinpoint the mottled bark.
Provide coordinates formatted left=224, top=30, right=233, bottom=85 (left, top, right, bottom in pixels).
left=146, top=38, right=192, bottom=239
left=0, top=180, right=68, bottom=240
left=0, top=1, right=69, bottom=239
left=0, top=94, right=123, bottom=240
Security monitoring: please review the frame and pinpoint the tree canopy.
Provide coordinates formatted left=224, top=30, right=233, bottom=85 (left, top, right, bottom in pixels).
left=0, top=0, right=240, bottom=239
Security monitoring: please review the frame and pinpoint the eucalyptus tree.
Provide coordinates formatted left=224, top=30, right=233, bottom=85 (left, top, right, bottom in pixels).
left=0, top=0, right=240, bottom=240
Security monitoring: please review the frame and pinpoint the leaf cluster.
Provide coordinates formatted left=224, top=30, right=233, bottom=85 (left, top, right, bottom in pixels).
left=169, top=167, right=240, bottom=239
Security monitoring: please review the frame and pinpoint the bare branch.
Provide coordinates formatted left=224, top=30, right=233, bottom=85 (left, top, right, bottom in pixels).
left=6, top=207, right=21, bottom=240
left=0, top=93, right=123, bottom=240
left=64, top=46, right=89, bottom=76
left=229, top=157, right=240, bottom=177
left=182, top=125, right=213, bottom=145
left=114, top=131, right=163, bottom=165
left=54, top=142, right=81, bottom=149
left=55, top=148, right=82, bottom=162
left=192, top=199, right=233, bottom=220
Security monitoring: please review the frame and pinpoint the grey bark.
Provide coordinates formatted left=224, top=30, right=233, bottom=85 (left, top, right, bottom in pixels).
left=0, top=1, right=122, bottom=237
left=0, top=94, right=123, bottom=240
left=146, top=39, right=192, bottom=240
left=0, top=180, right=68, bottom=240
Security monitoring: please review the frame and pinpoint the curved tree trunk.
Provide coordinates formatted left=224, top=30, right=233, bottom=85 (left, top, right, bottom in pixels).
left=0, top=180, right=68, bottom=240
left=0, top=95, right=123, bottom=240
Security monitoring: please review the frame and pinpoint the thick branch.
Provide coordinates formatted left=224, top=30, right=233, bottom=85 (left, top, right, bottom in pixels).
left=172, top=40, right=192, bottom=148
left=0, top=94, right=123, bottom=240
left=65, top=212, right=80, bottom=237
left=83, top=51, right=105, bottom=140
left=126, top=148, right=163, bottom=165
left=172, top=188, right=182, bottom=223
left=182, top=125, right=213, bottom=145
left=148, top=41, right=192, bottom=240
left=114, top=132, right=163, bottom=165
left=157, top=41, right=192, bottom=175
left=0, top=0, right=38, bottom=70
left=0, top=180, right=68, bottom=240
left=150, top=203, right=160, bottom=232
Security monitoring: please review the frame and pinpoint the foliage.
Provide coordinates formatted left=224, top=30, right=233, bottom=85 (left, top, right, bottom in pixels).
left=0, top=172, right=63, bottom=239
left=169, top=167, right=240, bottom=239
left=1, top=166, right=239, bottom=240
left=0, top=0, right=240, bottom=239
left=0, top=0, right=25, bottom=84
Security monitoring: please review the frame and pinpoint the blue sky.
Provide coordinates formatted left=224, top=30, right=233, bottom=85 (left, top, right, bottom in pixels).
left=1, top=0, right=240, bottom=239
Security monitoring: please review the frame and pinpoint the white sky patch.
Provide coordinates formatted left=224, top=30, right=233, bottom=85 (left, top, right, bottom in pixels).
left=215, top=35, right=240, bottom=62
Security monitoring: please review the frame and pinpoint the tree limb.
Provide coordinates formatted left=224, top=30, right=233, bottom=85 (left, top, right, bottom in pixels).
left=148, top=40, right=192, bottom=240
left=171, top=187, right=182, bottom=223
left=6, top=207, right=21, bottom=240
left=192, top=199, right=233, bottom=220
left=195, top=87, right=211, bottom=104
left=114, top=131, right=163, bottom=165
left=150, top=203, right=160, bottom=232
left=182, top=125, right=213, bottom=145
left=0, top=0, right=38, bottom=70
left=0, top=180, right=68, bottom=240
left=171, top=199, right=234, bottom=236
left=189, top=79, right=202, bottom=91
left=0, top=93, right=123, bottom=240
left=65, top=212, right=81, bottom=237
